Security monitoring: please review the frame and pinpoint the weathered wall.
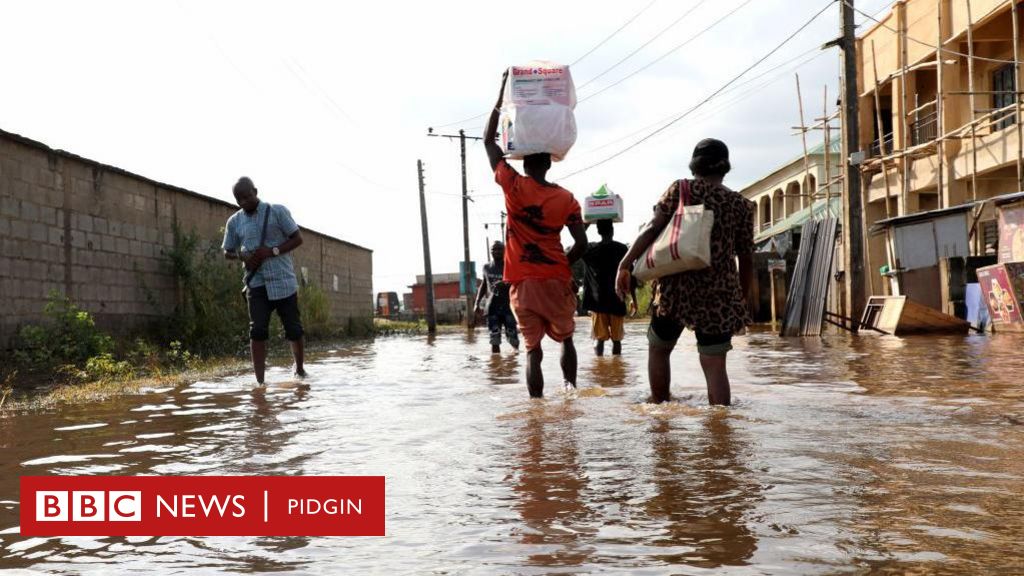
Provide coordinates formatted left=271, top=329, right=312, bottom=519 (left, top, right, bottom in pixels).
left=0, top=129, right=373, bottom=346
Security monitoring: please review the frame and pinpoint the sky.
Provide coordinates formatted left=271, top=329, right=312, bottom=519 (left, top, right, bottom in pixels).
left=1, top=0, right=894, bottom=297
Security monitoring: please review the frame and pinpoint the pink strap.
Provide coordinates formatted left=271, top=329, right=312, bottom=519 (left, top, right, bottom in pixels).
left=677, top=179, right=691, bottom=211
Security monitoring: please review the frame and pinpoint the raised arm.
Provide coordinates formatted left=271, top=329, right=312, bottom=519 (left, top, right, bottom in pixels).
left=483, top=70, right=509, bottom=171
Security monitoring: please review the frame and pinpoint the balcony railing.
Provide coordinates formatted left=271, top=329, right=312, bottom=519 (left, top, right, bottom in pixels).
left=910, top=109, right=938, bottom=146
left=869, top=132, right=895, bottom=157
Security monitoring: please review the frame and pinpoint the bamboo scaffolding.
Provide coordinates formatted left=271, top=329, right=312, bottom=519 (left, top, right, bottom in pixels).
left=1013, top=0, right=1024, bottom=191
left=936, top=0, right=946, bottom=209
left=863, top=101, right=1023, bottom=168
left=796, top=74, right=814, bottom=217
left=824, top=85, right=836, bottom=220
left=901, top=2, right=910, bottom=214
left=856, top=0, right=1024, bottom=272
left=968, top=0, right=979, bottom=203
left=871, top=40, right=893, bottom=219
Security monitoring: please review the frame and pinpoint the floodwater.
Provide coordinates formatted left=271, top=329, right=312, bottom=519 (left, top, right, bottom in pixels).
left=2, top=321, right=1024, bottom=574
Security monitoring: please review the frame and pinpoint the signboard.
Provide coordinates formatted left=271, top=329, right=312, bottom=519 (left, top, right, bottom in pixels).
left=998, top=203, right=1024, bottom=263
left=768, top=259, right=787, bottom=273
left=459, top=261, right=477, bottom=296
left=977, top=264, right=1023, bottom=328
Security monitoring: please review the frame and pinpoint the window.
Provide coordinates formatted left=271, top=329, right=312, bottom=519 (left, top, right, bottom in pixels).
left=992, top=64, right=1017, bottom=131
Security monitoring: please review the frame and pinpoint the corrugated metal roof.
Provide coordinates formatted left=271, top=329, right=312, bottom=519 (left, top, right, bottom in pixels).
left=871, top=202, right=976, bottom=230
left=754, top=197, right=843, bottom=243
left=991, top=191, right=1024, bottom=206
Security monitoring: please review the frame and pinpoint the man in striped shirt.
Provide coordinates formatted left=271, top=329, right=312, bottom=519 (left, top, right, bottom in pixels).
left=223, top=177, right=306, bottom=385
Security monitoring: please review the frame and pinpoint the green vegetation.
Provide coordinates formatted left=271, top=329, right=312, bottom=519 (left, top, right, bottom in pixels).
left=159, top=224, right=250, bottom=357
left=3, top=224, right=374, bottom=408
left=373, top=318, right=464, bottom=336
left=297, top=283, right=334, bottom=340
left=14, top=293, right=114, bottom=367
left=634, top=282, right=653, bottom=317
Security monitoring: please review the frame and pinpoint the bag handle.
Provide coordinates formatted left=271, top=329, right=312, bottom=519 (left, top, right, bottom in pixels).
left=676, top=179, right=692, bottom=212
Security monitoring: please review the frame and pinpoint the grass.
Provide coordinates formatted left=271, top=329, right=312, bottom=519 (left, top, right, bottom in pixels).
left=0, top=356, right=250, bottom=413
left=373, top=318, right=467, bottom=336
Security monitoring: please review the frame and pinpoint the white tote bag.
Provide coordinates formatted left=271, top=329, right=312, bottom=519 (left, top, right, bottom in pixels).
left=632, top=179, right=714, bottom=282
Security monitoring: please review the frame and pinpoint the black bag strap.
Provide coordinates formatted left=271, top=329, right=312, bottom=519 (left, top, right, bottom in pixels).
left=258, top=202, right=272, bottom=247
left=243, top=203, right=273, bottom=289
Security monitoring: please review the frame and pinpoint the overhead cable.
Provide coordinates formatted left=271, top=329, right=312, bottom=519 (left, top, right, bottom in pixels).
left=560, top=0, right=837, bottom=179
left=578, top=0, right=755, bottom=104
left=576, top=0, right=710, bottom=90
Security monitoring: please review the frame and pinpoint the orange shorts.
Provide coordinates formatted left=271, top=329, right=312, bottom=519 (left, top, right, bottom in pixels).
left=510, top=279, right=577, bottom=351
left=591, top=312, right=625, bottom=341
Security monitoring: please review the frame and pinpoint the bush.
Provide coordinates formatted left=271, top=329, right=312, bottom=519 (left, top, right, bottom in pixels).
left=166, top=340, right=201, bottom=371
left=634, top=282, right=653, bottom=317
left=15, top=292, right=114, bottom=367
left=161, top=224, right=250, bottom=356
left=297, top=282, right=334, bottom=340
left=77, top=350, right=134, bottom=381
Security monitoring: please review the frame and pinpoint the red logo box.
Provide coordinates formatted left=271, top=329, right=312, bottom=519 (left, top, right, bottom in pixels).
left=21, top=476, right=385, bottom=536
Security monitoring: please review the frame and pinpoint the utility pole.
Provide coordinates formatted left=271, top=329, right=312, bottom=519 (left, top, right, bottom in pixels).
left=839, top=0, right=866, bottom=331
left=427, top=127, right=484, bottom=328
left=417, top=159, right=436, bottom=334
left=483, top=212, right=507, bottom=247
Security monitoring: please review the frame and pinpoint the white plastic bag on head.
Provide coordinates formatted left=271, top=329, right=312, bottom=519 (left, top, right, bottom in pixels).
left=499, top=61, right=577, bottom=162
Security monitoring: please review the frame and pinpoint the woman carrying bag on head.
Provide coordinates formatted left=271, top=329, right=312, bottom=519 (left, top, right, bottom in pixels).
left=616, top=139, right=756, bottom=405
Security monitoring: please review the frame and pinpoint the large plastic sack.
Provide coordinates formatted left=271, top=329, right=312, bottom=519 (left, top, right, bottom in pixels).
left=499, top=61, right=577, bottom=162
left=583, top=184, right=624, bottom=223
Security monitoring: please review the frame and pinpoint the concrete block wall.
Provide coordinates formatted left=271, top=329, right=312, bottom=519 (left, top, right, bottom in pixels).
left=0, top=129, right=373, bottom=346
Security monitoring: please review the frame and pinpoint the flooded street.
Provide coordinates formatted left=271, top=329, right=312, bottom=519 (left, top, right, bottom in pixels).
left=2, top=320, right=1024, bottom=574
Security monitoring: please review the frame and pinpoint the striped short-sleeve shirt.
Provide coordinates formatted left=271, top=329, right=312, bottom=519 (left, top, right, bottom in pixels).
left=222, top=201, right=300, bottom=301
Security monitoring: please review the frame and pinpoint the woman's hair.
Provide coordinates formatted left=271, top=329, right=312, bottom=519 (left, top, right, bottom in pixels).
left=688, top=155, right=731, bottom=178
left=688, top=138, right=731, bottom=178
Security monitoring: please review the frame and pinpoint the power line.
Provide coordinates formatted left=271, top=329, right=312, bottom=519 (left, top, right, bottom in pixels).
left=578, top=0, right=756, bottom=104
left=283, top=56, right=360, bottom=129
left=574, top=44, right=825, bottom=158
left=571, top=0, right=660, bottom=66
left=576, top=0, right=709, bottom=90
left=560, top=0, right=836, bottom=180
left=845, top=0, right=1020, bottom=65
left=430, top=0, right=660, bottom=130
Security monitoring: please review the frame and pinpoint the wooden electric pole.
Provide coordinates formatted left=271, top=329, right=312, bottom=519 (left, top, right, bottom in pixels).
left=427, top=128, right=484, bottom=328
left=839, top=0, right=866, bottom=331
left=417, top=159, right=436, bottom=334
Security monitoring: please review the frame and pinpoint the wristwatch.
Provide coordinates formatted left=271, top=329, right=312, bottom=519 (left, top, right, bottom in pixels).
left=272, top=246, right=280, bottom=257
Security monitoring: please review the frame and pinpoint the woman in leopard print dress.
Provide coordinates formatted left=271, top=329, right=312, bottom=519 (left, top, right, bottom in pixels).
left=616, top=139, right=755, bottom=405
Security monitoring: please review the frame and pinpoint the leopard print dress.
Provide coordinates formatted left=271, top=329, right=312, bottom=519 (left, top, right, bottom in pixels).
left=650, top=178, right=756, bottom=334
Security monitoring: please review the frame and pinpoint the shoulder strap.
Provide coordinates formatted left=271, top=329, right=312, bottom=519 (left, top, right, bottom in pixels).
left=676, top=179, right=691, bottom=211
left=259, top=203, right=272, bottom=246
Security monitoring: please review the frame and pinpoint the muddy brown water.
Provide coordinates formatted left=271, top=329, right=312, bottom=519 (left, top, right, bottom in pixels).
left=1, top=322, right=1023, bottom=574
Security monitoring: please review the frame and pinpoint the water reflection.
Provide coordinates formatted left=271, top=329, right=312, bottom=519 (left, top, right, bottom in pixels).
left=587, top=356, right=628, bottom=388
left=509, top=404, right=595, bottom=568
left=1, top=326, right=1023, bottom=573
left=487, top=354, right=520, bottom=387
left=645, top=414, right=758, bottom=568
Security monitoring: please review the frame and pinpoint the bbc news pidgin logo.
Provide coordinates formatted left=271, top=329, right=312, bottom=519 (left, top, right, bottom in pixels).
left=21, top=476, right=384, bottom=536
